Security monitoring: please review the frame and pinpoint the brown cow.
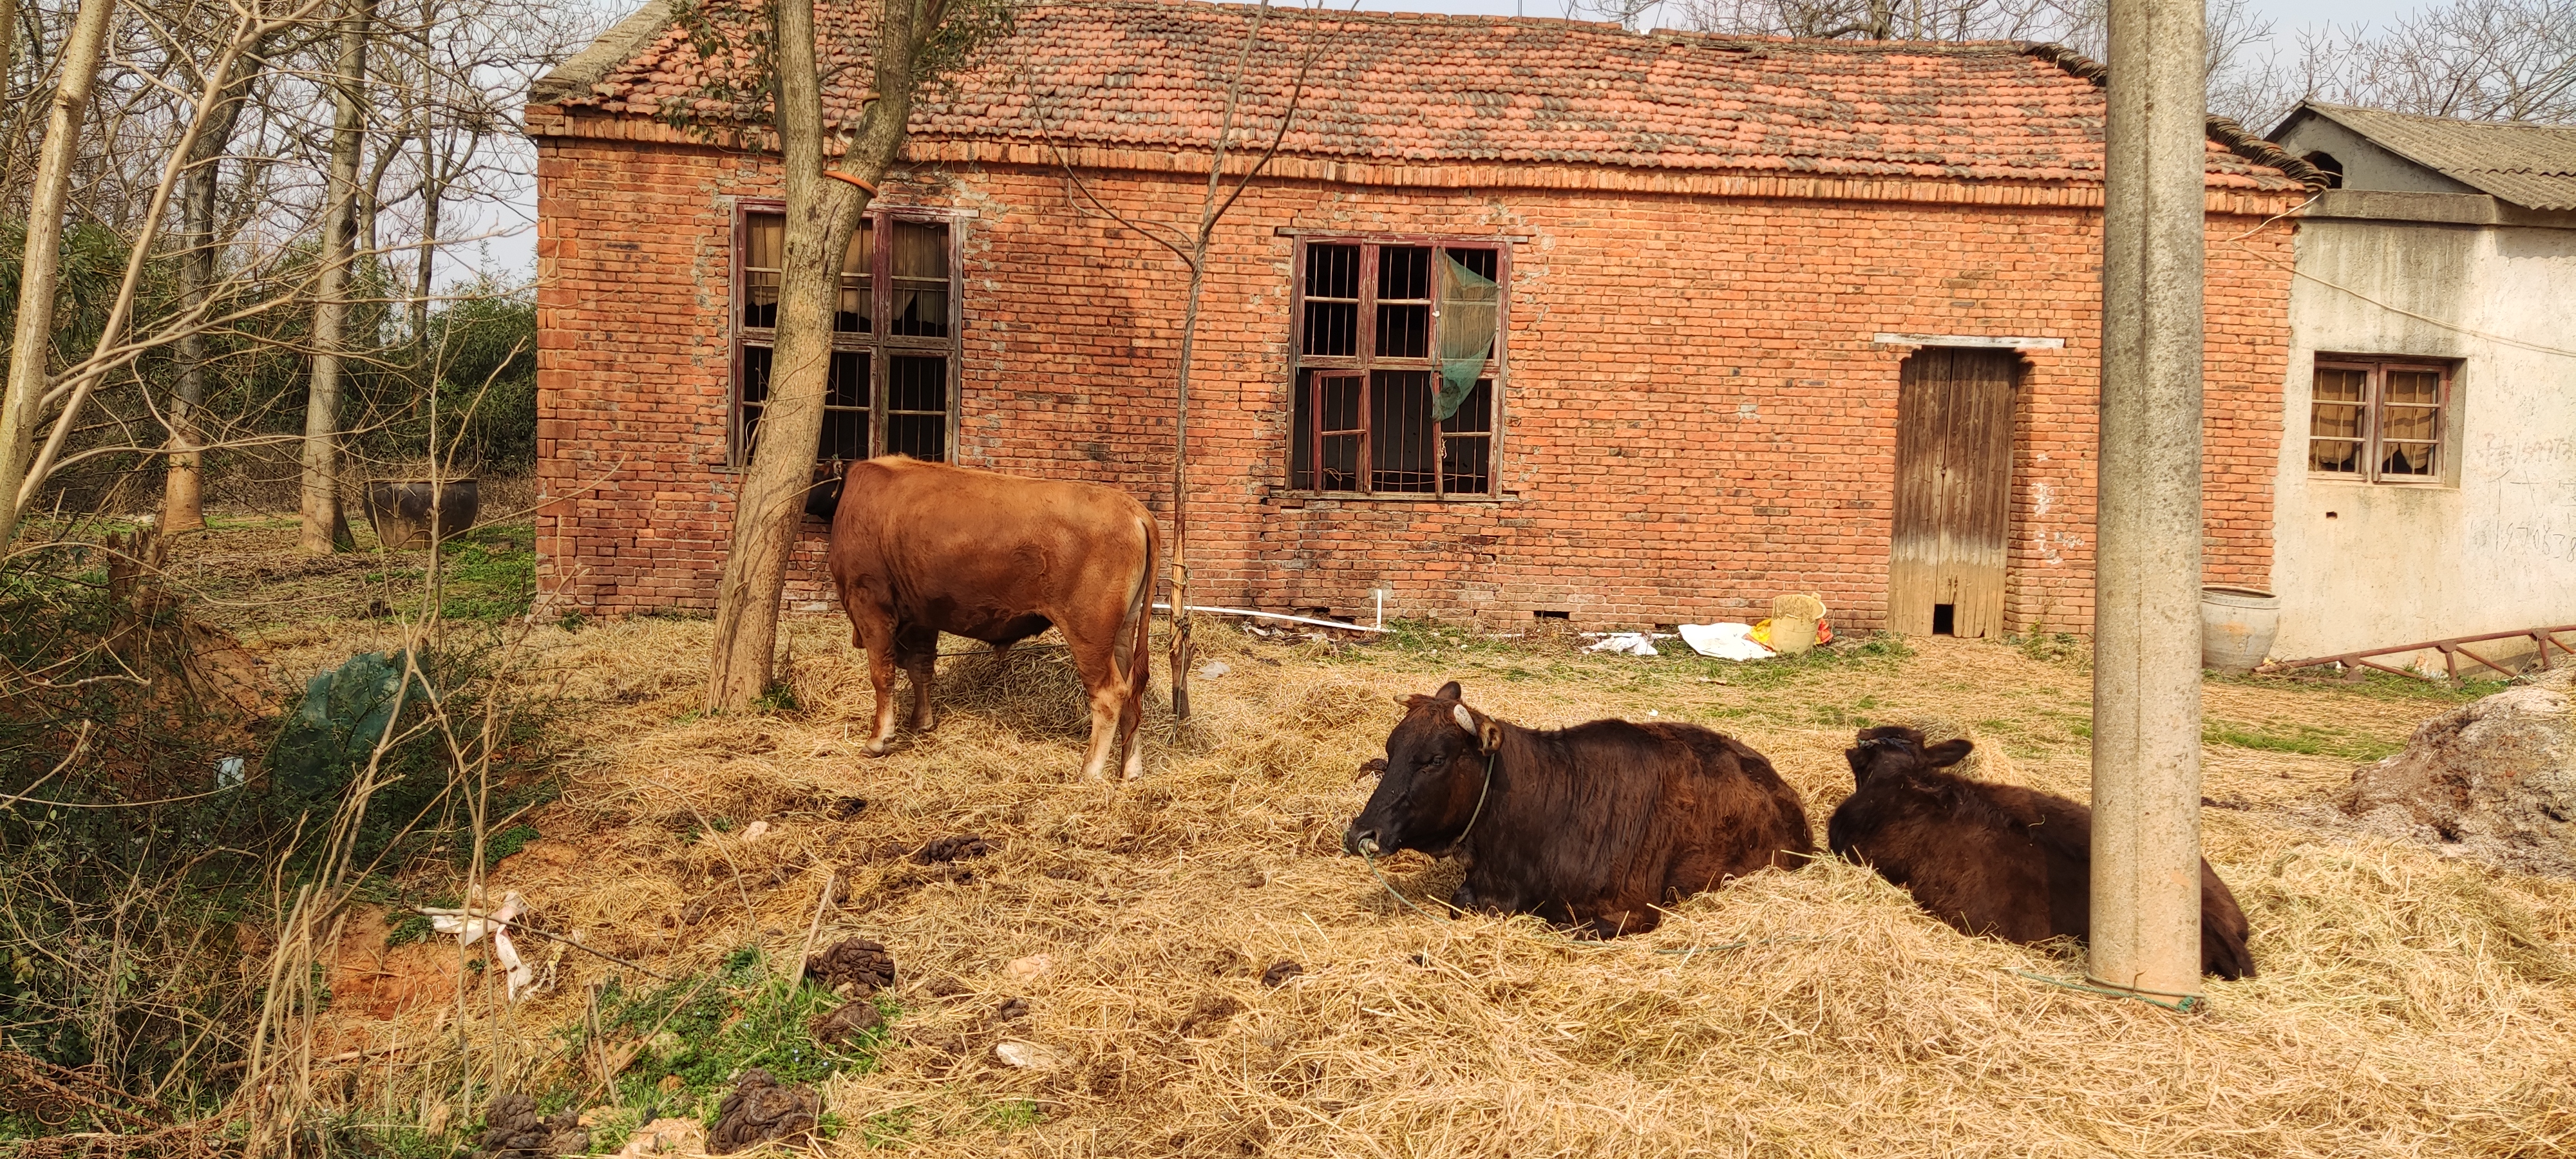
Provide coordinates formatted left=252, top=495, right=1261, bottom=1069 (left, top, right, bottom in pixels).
left=1826, top=726, right=2257, bottom=979
left=822, top=456, right=1159, bottom=780
left=1341, top=681, right=1814, bottom=936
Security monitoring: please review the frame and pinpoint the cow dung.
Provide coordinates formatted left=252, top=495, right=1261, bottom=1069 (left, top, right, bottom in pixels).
left=810, top=999, right=884, bottom=1047
left=2338, top=672, right=2576, bottom=878
left=705, top=1069, right=819, bottom=1156
left=1259, top=960, right=1303, bottom=988
left=1177, top=994, right=1244, bottom=1037
left=477, top=1092, right=587, bottom=1159
left=806, top=936, right=897, bottom=994
left=916, top=835, right=994, bottom=863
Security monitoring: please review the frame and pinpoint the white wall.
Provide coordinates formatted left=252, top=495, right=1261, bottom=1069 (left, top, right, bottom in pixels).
left=2272, top=208, right=2576, bottom=665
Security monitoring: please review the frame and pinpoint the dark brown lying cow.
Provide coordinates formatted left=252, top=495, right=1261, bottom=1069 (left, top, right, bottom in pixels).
left=1826, top=726, right=2257, bottom=979
left=1342, top=681, right=1814, bottom=936
left=823, top=456, right=1159, bottom=780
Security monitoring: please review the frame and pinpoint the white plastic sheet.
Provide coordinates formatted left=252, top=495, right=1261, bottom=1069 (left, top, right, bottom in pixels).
left=425, top=891, right=533, bottom=1001
left=1679, top=623, right=1774, bottom=661
left=1584, top=632, right=1660, bottom=657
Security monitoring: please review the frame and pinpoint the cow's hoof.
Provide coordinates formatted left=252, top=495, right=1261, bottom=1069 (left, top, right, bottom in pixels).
left=863, top=739, right=891, bottom=757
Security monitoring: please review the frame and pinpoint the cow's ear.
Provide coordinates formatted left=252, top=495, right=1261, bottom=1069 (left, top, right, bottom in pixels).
left=1924, top=739, right=1974, bottom=769
left=1435, top=680, right=1463, bottom=701
left=1478, top=718, right=1503, bottom=754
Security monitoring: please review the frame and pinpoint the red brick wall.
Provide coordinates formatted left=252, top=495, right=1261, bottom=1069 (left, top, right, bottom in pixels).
left=532, top=130, right=2296, bottom=632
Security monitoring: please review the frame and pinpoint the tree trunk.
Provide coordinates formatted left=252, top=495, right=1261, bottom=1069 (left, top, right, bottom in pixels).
left=1167, top=254, right=1205, bottom=722
left=705, top=0, right=922, bottom=711
left=0, top=0, right=118, bottom=549
left=163, top=44, right=270, bottom=533
left=301, top=0, right=372, bottom=554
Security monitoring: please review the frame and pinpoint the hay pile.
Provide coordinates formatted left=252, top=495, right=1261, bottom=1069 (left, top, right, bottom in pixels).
left=359, top=618, right=2573, bottom=1157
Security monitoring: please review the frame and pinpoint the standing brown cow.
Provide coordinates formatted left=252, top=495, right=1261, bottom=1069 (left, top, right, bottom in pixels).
left=822, top=457, right=1159, bottom=780
left=1343, top=681, right=1814, bottom=936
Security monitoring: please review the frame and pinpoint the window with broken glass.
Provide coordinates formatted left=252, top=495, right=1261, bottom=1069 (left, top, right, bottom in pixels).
left=1288, top=240, right=1504, bottom=496
left=731, top=204, right=959, bottom=467
left=2309, top=358, right=2449, bottom=482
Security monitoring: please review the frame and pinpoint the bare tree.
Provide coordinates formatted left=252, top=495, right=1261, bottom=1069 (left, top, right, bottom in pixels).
left=0, top=0, right=120, bottom=549
left=2283, top=0, right=2576, bottom=125
left=162, top=23, right=287, bottom=531
left=1044, top=0, right=1328, bottom=722
left=702, top=0, right=1012, bottom=712
left=298, top=0, right=371, bottom=552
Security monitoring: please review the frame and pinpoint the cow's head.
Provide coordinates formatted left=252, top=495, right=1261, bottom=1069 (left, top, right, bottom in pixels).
left=1844, top=725, right=1972, bottom=789
left=804, top=460, right=850, bottom=522
left=1344, top=680, right=1502, bottom=858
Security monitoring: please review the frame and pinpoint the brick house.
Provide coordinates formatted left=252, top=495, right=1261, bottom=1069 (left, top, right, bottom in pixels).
left=525, top=0, right=2313, bottom=636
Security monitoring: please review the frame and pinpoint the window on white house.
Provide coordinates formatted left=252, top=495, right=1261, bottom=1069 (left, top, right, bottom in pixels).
left=1288, top=240, right=1503, bottom=495
left=733, top=207, right=958, bottom=466
left=2310, top=358, right=2449, bottom=482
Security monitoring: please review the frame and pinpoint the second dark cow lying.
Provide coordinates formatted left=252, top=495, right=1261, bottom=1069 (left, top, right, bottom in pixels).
left=1826, top=726, right=2257, bottom=979
left=1343, top=681, right=1813, bottom=936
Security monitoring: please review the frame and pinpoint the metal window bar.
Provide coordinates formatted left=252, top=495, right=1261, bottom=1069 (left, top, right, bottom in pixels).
left=1290, top=239, right=1502, bottom=497
left=734, top=205, right=965, bottom=467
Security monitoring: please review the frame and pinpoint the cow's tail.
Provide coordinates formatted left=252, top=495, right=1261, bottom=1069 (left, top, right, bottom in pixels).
left=1122, top=512, right=1160, bottom=707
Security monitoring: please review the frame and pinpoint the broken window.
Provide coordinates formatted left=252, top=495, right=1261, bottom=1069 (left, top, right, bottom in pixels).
left=1289, top=240, right=1504, bottom=495
left=2309, top=357, right=2449, bottom=482
left=733, top=205, right=958, bottom=467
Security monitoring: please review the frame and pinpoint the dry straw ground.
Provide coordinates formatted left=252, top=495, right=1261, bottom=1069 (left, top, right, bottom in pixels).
left=317, top=614, right=2575, bottom=1158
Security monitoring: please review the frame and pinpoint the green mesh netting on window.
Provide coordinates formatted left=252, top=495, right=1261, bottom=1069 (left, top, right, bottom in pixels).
left=1435, top=252, right=1497, bottom=420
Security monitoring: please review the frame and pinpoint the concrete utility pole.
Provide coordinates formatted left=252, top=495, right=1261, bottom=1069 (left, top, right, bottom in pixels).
left=2092, top=0, right=2209, bottom=1002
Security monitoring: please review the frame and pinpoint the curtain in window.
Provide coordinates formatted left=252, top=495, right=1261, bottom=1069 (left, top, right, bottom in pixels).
left=1434, top=252, right=1497, bottom=420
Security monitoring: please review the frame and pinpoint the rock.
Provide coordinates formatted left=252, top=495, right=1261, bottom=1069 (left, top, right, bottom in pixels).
left=806, top=936, right=896, bottom=994
left=706, top=1069, right=819, bottom=1155
left=612, top=1118, right=706, bottom=1159
left=477, top=1093, right=585, bottom=1159
left=810, top=999, right=884, bottom=1047
left=1003, top=953, right=1053, bottom=982
left=2338, top=681, right=2576, bottom=877
left=993, top=1040, right=1063, bottom=1069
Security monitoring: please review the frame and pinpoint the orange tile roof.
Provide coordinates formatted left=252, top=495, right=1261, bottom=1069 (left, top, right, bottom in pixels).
left=540, top=0, right=2304, bottom=191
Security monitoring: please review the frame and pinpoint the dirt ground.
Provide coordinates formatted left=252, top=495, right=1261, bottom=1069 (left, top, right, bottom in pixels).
left=166, top=516, right=2575, bottom=1159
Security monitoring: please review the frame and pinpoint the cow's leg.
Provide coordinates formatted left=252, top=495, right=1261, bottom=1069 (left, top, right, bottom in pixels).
left=855, top=615, right=901, bottom=757
left=896, top=623, right=940, bottom=733
left=1066, top=635, right=1122, bottom=782
left=1113, top=683, right=1144, bottom=781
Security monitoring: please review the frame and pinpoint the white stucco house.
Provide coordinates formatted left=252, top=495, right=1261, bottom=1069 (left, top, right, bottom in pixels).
left=2264, top=102, right=2576, bottom=669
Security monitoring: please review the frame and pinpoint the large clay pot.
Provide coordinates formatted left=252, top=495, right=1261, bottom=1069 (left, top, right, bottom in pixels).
left=364, top=478, right=479, bottom=549
left=2201, top=587, right=2282, bottom=674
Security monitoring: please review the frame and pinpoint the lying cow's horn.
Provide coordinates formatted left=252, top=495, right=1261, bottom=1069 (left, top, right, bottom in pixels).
left=1452, top=702, right=1477, bottom=736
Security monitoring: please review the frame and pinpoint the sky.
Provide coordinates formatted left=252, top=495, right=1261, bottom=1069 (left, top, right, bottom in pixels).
left=471, top=0, right=2428, bottom=283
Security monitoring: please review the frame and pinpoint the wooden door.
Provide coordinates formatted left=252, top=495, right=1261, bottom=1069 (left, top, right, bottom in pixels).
left=1888, top=348, right=2017, bottom=638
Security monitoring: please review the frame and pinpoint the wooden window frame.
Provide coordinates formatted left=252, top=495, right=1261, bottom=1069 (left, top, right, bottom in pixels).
left=1285, top=235, right=1510, bottom=499
left=726, top=199, right=965, bottom=469
left=2307, top=356, right=2452, bottom=485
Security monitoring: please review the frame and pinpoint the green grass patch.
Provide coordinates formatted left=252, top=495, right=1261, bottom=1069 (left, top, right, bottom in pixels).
left=2202, top=719, right=2403, bottom=762
left=482, top=824, right=542, bottom=869
left=433, top=522, right=536, bottom=622
left=583, top=947, right=891, bottom=1129
left=983, top=1099, right=1045, bottom=1131
left=2209, top=666, right=2512, bottom=704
